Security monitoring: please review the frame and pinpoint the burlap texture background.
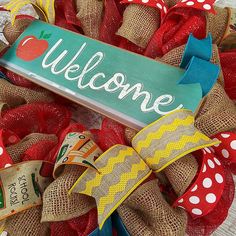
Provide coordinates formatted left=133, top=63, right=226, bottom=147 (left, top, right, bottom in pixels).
left=0, top=80, right=53, bottom=107
left=118, top=179, right=187, bottom=236
left=164, top=154, right=198, bottom=196
left=117, top=4, right=160, bottom=48
left=207, top=6, right=229, bottom=45
left=41, top=165, right=95, bottom=222
left=3, top=206, right=50, bottom=236
left=195, top=82, right=236, bottom=136
left=3, top=18, right=33, bottom=45
left=75, top=0, right=104, bottom=39
left=6, top=133, right=57, bottom=163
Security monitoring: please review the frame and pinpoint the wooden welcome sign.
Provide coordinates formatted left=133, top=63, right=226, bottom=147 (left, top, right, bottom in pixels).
left=0, top=20, right=203, bottom=130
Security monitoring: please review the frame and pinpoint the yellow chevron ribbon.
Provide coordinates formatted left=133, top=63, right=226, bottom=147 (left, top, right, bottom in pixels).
left=132, top=109, right=220, bottom=172
left=4, top=0, right=55, bottom=25
left=69, top=145, right=151, bottom=229
left=134, top=115, right=194, bottom=153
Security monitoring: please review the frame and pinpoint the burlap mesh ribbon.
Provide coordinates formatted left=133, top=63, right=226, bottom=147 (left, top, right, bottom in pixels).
left=118, top=179, right=187, bottom=236
left=0, top=40, right=7, bottom=53
left=3, top=206, right=49, bottom=236
left=207, top=6, right=229, bottom=45
left=75, top=0, right=104, bottom=39
left=195, top=82, right=236, bottom=137
left=6, top=133, right=57, bottom=163
left=164, top=154, right=198, bottom=196
left=0, top=80, right=53, bottom=107
left=41, top=165, right=95, bottom=222
left=3, top=18, right=33, bottom=45
left=116, top=4, right=160, bottom=48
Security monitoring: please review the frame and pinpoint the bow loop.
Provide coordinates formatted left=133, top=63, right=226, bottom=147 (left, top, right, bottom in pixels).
left=173, top=0, right=216, bottom=14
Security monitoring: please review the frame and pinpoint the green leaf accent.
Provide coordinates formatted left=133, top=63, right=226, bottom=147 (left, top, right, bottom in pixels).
left=31, top=173, right=40, bottom=197
left=39, top=30, right=45, bottom=39
left=43, top=34, right=52, bottom=39
left=56, top=144, right=69, bottom=162
left=0, top=187, right=4, bottom=208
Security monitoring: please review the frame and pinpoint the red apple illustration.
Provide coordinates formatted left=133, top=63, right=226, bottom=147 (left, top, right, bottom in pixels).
left=16, top=31, right=51, bottom=61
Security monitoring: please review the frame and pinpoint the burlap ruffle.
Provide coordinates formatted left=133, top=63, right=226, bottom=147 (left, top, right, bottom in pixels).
left=75, top=0, right=104, bottom=39
left=0, top=80, right=53, bottom=107
left=117, top=4, right=160, bottom=48
left=124, top=127, right=137, bottom=146
left=6, top=133, right=57, bottom=163
left=195, top=82, right=236, bottom=137
left=3, top=18, right=33, bottom=45
left=41, top=165, right=95, bottom=222
left=207, top=6, right=229, bottom=45
left=118, top=179, right=187, bottom=236
left=3, top=206, right=49, bottom=236
left=164, top=154, right=198, bottom=196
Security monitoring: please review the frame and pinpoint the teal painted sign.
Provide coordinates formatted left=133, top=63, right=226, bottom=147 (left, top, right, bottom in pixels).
left=0, top=20, right=203, bottom=130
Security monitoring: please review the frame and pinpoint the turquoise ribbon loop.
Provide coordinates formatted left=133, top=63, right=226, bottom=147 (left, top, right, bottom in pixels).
left=88, top=212, right=130, bottom=236
left=179, top=34, right=219, bottom=97
left=178, top=56, right=220, bottom=97
left=112, top=212, right=130, bottom=236
left=180, top=34, right=213, bottom=69
left=88, top=217, right=112, bottom=236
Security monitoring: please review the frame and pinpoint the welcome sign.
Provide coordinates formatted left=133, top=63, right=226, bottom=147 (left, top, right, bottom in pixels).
left=0, top=20, right=203, bottom=130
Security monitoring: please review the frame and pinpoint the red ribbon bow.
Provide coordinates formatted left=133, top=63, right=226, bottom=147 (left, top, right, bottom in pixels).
left=211, top=132, right=236, bottom=165
left=173, top=0, right=216, bottom=14
left=121, top=0, right=216, bottom=20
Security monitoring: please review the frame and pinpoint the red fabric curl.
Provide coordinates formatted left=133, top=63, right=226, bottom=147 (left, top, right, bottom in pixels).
left=99, top=0, right=123, bottom=46
left=50, top=208, right=98, bottom=236
left=220, top=50, right=236, bottom=100
left=55, top=0, right=82, bottom=33
left=6, top=70, right=38, bottom=88
left=145, top=8, right=206, bottom=58
left=0, top=103, right=71, bottom=138
left=91, top=118, right=126, bottom=151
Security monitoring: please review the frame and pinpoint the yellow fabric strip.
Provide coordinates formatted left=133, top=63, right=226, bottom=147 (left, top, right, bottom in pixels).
left=69, top=145, right=151, bottom=229
left=133, top=115, right=194, bottom=153
left=4, top=0, right=55, bottom=25
left=146, top=131, right=210, bottom=165
left=4, top=0, right=33, bottom=25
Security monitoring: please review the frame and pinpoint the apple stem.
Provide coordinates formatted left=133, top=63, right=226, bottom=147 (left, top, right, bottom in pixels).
left=39, top=30, right=45, bottom=39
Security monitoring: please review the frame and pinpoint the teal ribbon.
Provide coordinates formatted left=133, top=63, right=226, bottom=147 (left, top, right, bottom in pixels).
left=179, top=34, right=220, bottom=97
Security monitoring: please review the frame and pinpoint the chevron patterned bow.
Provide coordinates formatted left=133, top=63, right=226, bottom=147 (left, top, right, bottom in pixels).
left=121, top=0, right=216, bottom=20
left=4, top=0, right=55, bottom=25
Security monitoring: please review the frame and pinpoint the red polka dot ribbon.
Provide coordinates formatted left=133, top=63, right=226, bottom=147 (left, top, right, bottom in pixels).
left=173, top=0, right=216, bottom=14
left=173, top=148, right=225, bottom=218
left=0, top=129, right=19, bottom=169
left=120, top=0, right=168, bottom=19
left=211, top=132, right=236, bottom=164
